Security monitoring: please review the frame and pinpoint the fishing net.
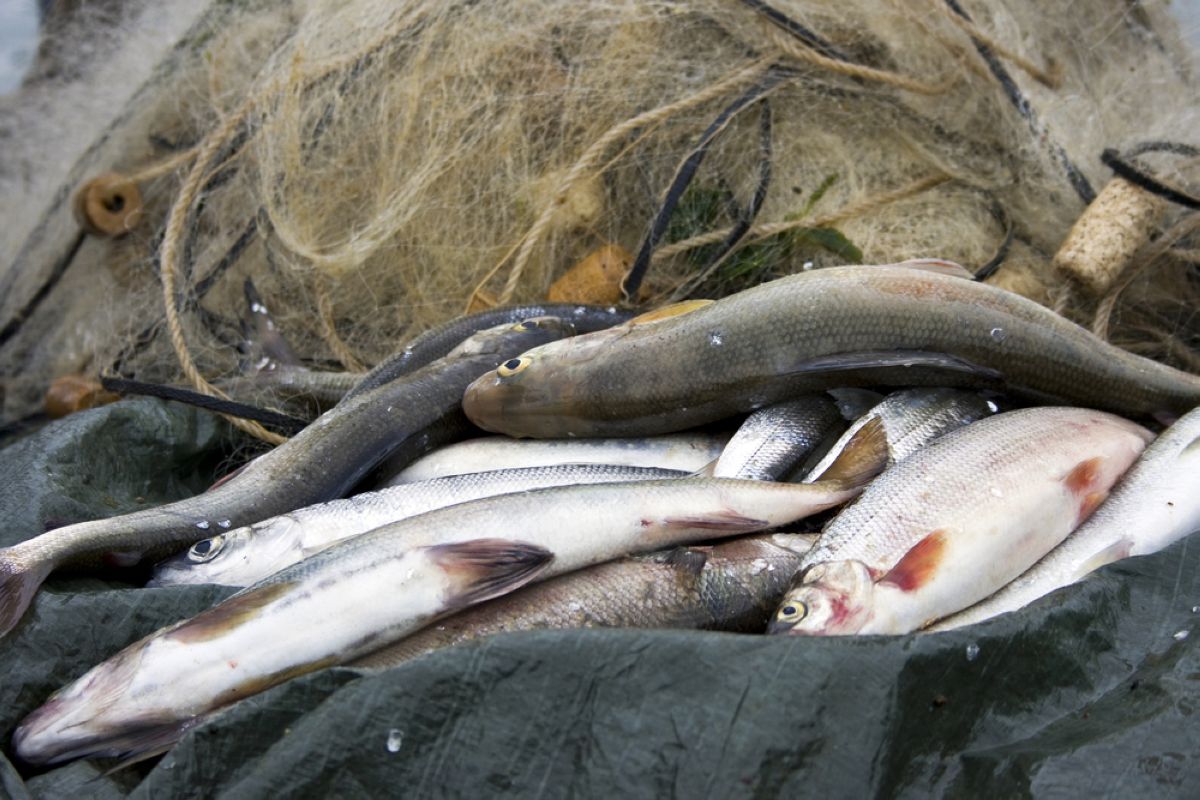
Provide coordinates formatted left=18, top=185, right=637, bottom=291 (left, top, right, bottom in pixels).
left=1, top=0, right=1198, bottom=433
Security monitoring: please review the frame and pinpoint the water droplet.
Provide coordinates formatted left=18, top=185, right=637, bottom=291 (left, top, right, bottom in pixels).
left=989, top=487, right=1003, bottom=498
left=965, top=643, right=980, bottom=661
left=1174, top=629, right=1190, bottom=641
left=218, top=519, right=232, bottom=529
left=1192, top=606, right=1199, bottom=614
left=386, top=729, right=403, bottom=753
left=196, top=521, right=210, bottom=530
left=708, top=331, right=723, bottom=346
left=990, top=327, right=1007, bottom=342
left=802, top=261, right=815, bottom=271
left=986, top=400, right=1000, bottom=413
left=386, top=406, right=394, bottom=413
left=567, top=600, right=583, bottom=613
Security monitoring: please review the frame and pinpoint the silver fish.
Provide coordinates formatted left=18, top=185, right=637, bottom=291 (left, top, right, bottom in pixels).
left=802, top=388, right=997, bottom=480
left=13, top=422, right=885, bottom=765
left=353, top=533, right=817, bottom=668
left=385, top=433, right=729, bottom=485
left=933, top=406, right=1200, bottom=629
left=712, top=397, right=843, bottom=480
left=151, top=464, right=688, bottom=588
left=768, top=408, right=1152, bottom=636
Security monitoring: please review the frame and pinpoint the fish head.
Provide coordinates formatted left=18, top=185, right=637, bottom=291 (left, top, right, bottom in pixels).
left=767, top=560, right=874, bottom=636
left=12, top=640, right=193, bottom=765
left=148, top=524, right=279, bottom=587
left=446, top=315, right=577, bottom=359
left=462, top=323, right=632, bottom=436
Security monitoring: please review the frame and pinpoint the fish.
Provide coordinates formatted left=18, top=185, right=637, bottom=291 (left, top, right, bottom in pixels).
left=461, top=261, right=1200, bottom=438
left=0, top=317, right=576, bottom=638
left=801, top=388, right=997, bottom=480
left=767, top=407, right=1152, bottom=636
left=12, top=420, right=886, bottom=765
left=344, top=303, right=635, bottom=401
left=352, top=533, right=817, bottom=669
left=712, top=397, right=843, bottom=480
left=151, top=464, right=689, bottom=588
left=932, top=405, right=1200, bottom=629
left=385, top=434, right=729, bottom=485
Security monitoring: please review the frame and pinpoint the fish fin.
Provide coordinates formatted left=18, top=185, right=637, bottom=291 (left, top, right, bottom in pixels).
left=1075, top=538, right=1134, bottom=578
left=167, top=581, right=296, bottom=644
left=1182, top=434, right=1200, bottom=458
left=660, top=547, right=710, bottom=576
left=880, top=530, right=949, bottom=591
left=1064, top=457, right=1104, bottom=495
left=96, top=717, right=209, bottom=775
left=787, top=350, right=1004, bottom=384
left=881, top=259, right=976, bottom=280
left=431, top=538, right=553, bottom=609
left=0, top=552, right=52, bottom=638
left=239, top=279, right=301, bottom=374
left=207, top=461, right=250, bottom=492
left=627, top=299, right=714, bottom=326
left=690, top=458, right=718, bottom=477
left=662, top=512, right=769, bottom=531
left=811, top=416, right=888, bottom=487
left=1077, top=491, right=1108, bottom=525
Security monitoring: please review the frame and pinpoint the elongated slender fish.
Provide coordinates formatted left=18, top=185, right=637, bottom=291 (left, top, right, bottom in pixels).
left=345, top=303, right=634, bottom=401
left=386, top=434, right=728, bottom=485
left=0, top=318, right=575, bottom=638
left=712, top=397, right=843, bottom=480
left=151, top=464, right=688, bottom=588
left=353, top=533, right=818, bottom=668
left=13, top=422, right=885, bottom=765
left=767, top=408, right=1152, bottom=636
left=463, top=261, right=1200, bottom=438
left=933, top=406, right=1200, bottom=629
left=801, top=388, right=996, bottom=480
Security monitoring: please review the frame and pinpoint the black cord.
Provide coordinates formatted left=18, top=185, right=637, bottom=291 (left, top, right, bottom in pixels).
left=0, top=230, right=86, bottom=348
left=943, top=0, right=1095, bottom=205
left=1101, top=144, right=1200, bottom=209
left=737, top=0, right=852, bottom=63
left=974, top=200, right=1013, bottom=281
left=622, top=70, right=784, bottom=302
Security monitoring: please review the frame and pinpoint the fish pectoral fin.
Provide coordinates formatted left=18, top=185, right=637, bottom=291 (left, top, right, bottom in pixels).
left=878, top=259, right=976, bottom=280
left=431, top=538, right=554, bottom=609
left=786, top=350, right=1004, bottom=384
left=879, top=530, right=949, bottom=592
left=0, top=553, right=53, bottom=638
left=690, top=458, right=718, bottom=478
left=662, top=512, right=769, bottom=532
left=811, top=416, right=888, bottom=487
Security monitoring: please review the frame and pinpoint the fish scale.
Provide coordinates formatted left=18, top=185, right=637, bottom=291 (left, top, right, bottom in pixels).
left=463, top=263, right=1200, bottom=438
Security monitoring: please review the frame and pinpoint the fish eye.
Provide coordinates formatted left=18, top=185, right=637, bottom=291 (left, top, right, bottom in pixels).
left=777, top=601, right=807, bottom=622
left=497, top=356, right=532, bottom=377
left=188, top=535, right=225, bottom=563
left=511, top=320, right=540, bottom=332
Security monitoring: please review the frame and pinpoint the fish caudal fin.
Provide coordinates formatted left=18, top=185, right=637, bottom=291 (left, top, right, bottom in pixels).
left=431, top=539, right=553, bottom=609
left=0, top=550, right=51, bottom=638
left=812, top=416, right=888, bottom=488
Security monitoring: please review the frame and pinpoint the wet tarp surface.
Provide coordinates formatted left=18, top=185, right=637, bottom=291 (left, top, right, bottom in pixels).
left=1, top=399, right=1197, bottom=798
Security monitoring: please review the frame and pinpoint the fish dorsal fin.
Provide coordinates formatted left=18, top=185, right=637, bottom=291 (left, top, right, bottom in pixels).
left=627, top=299, right=714, bottom=326
left=882, top=259, right=976, bottom=280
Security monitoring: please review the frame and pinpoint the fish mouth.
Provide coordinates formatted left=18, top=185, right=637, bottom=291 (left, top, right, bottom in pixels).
left=462, top=372, right=580, bottom=438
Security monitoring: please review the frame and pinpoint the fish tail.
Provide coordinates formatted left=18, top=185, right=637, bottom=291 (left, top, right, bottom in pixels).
left=813, top=416, right=889, bottom=488
left=0, top=549, right=51, bottom=638
left=430, top=538, right=553, bottom=609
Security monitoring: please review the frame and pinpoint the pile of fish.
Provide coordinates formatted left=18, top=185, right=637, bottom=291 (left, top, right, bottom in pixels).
left=4, top=260, right=1200, bottom=767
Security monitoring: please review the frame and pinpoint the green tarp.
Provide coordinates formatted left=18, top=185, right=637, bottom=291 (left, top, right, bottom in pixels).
left=1, top=399, right=1197, bottom=797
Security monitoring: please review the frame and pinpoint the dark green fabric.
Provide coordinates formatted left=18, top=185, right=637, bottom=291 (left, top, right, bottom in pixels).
left=2, top=398, right=1197, bottom=797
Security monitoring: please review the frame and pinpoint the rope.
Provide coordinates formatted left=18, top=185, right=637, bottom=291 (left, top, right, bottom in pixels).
left=315, top=278, right=368, bottom=372
left=158, top=97, right=288, bottom=446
